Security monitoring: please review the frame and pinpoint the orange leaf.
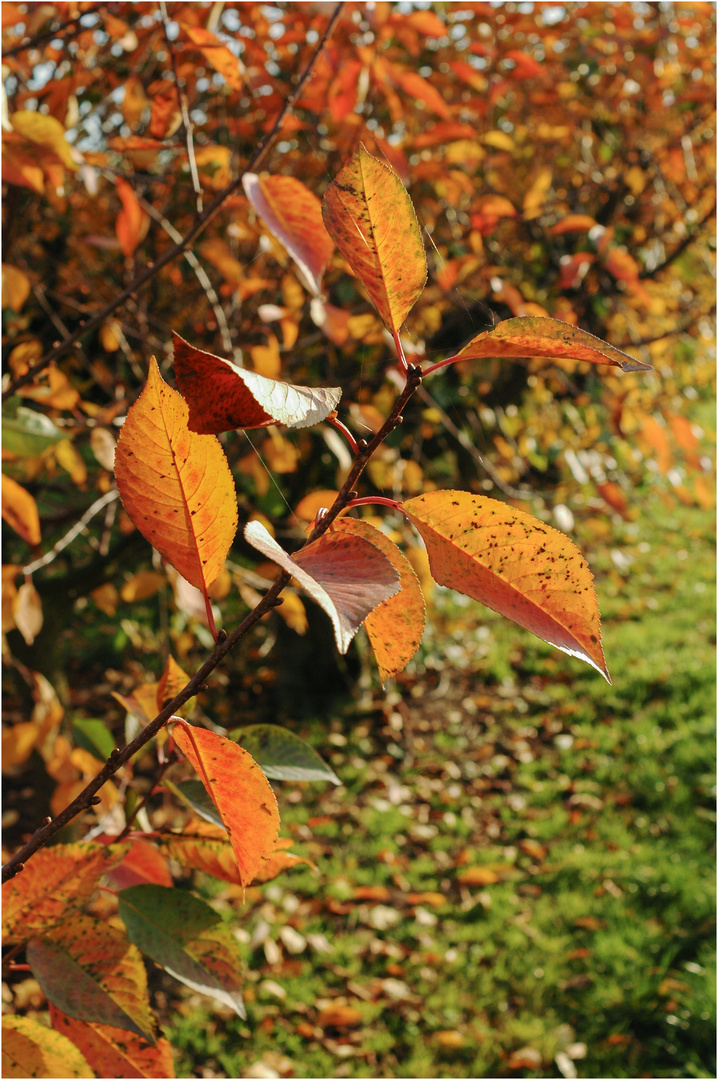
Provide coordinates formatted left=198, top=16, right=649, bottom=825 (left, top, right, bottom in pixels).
left=2, top=1015, right=93, bottom=1079
left=394, top=69, right=452, bottom=120
left=252, top=847, right=316, bottom=883
left=172, top=724, right=280, bottom=889
left=452, top=316, right=651, bottom=372
left=157, top=654, right=189, bottom=711
left=114, top=357, right=237, bottom=592
left=159, top=825, right=247, bottom=887
left=322, top=143, right=427, bottom=335
left=244, top=520, right=400, bottom=654
left=50, top=1006, right=175, bottom=1079
left=28, top=914, right=156, bottom=1042
left=115, top=177, right=148, bottom=258
left=457, top=866, right=500, bottom=885
left=317, top=1005, right=363, bottom=1029
left=181, top=25, right=243, bottom=90
left=243, top=173, right=333, bottom=295
left=402, top=490, right=610, bottom=682
left=334, top=518, right=425, bottom=680
left=550, top=214, right=598, bottom=235
left=2, top=475, right=41, bottom=546
left=172, top=332, right=341, bottom=433
left=3, top=843, right=127, bottom=945
left=108, top=839, right=174, bottom=890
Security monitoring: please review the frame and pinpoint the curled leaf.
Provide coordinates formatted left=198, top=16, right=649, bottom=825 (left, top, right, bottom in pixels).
left=243, top=173, right=333, bottom=295
left=244, top=520, right=400, bottom=654
left=403, top=490, right=610, bottom=681
left=172, top=332, right=341, bottom=433
left=453, top=316, right=651, bottom=372
left=333, top=518, right=426, bottom=681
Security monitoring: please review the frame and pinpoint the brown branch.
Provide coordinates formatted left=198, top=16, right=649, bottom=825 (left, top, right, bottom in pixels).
left=2, top=1, right=345, bottom=403
left=1, top=361, right=423, bottom=884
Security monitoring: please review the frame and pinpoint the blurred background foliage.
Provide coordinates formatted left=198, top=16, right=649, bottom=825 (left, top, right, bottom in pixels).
left=2, top=2, right=715, bottom=1075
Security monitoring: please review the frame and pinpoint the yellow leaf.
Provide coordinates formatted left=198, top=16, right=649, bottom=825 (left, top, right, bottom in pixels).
left=13, top=580, right=43, bottom=645
left=2, top=1015, right=93, bottom=1079
left=55, top=439, right=87, bottom=486
left=91, top=583, right=118, bottom=616
left=482, top=130, right=515, bottom=151
left=2, top=264, right=31, bottom=311
left=10, top=110, right=78, bottom=170
left=322, top=143, right=427, bottom=335
left=250, top=333, right=281, bottom=379
left=99, top=319, right=122, bottom=352
left=120, top=570, right=166, bottom=603
left=2, top=475, right=41, bottom=546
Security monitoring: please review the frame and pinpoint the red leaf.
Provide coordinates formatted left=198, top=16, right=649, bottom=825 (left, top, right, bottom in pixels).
left=172, top=724, right=280, bottom=889
left=50, top=1006, right=176, bottom=1080
left=452, top=316, right=651, bottom=372
left=402, top=490, right=610, bottom=681
left=243, top=173, right=333, bottom=295
left=243, top=520, right=400, bottom=654
left=172, top=332, right=341, bottom=433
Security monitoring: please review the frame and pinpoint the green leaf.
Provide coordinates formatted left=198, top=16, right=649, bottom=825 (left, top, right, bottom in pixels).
left=163, top=778, right=225, bottom=828
left=229, top=724, right=341, bottom=785
left=72, top=719, right=115, bottom=762
left=118, top=885, right=246, bottom=1018
left=2, top=406, right=65, bottom=456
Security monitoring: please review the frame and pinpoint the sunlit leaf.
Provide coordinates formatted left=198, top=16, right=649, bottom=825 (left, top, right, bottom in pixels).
left=2, top=264, right=31, bottom=311
left=2, top=1015, right=93, bottom=1079
left=114, top=357, right=237, bottom=592
left=172, top=332, right=341, bottom=433
left=181, top=25, right=244, bottom=91
left=108, top=838, right=174, bottom=891
left=2, top=405, right=64, bottom=456
left=243, top=172, right=334, bottom=295
left=115, top=177, right=148, bottom=258
left=173, top=722, right=280, bottom=888
left=2, top=843, right=128, bottom=945
left=1, top=475, right=41, bottom=546
left=10, top=110, right=78, bottom=170
left=333, top=518, right=426, bottom=681
left=402, top=490, right=610, bottom=681
left=27, top=914, right=156, bottom=1042
left=118, top=884, right=246, bottom=1017
left=243, top=520, right=400, bottom=654
left=322, top=143, right=427, bottom=334
left=453, top=316, right=651, bottom=372
left=231, top=724, right=340, bottom=784
left=50, top=1006, right=175, bottom=1080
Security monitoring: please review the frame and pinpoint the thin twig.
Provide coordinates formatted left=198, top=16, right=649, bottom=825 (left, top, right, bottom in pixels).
left=138, top=190, right=234, bottom=354
left=2, top=2, right=345, bottom=403
left=160, top=0, right=203, bottom=214
left=639, top=201, right=716, bottom=280
left=21, top=490, right=119, bottom=576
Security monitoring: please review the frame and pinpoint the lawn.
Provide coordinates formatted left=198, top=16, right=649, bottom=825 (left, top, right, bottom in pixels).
left=165, top=496, right=716, bottom=1079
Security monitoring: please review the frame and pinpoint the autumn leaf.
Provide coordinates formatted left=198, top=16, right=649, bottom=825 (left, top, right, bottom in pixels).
left=2, top=843, right=128, bottom=945
left=3, top=1015, right=93, bottom=1079
left=172, top=722, right=280, bottom=888
left=114, top=357, right=237, bottom=592
left=322, top=143, right=427, bottom=335
left=181, top=24, right=244, bottom=91
left=50, top=1006, right=176, bottom=1080
left=108, top=838, right=174, bottom=890
left=27, top=914, right=156, bottom=1042
left=115, top=176, right=148, bottom=258
left=244, top=519, right=400, bottom=654
left=232, top=723, right=340, bottom=784
left=402, top=490, right=610, bottom=681
left=172, top=332, right=341, bottom=433
left=333, top=518, right=426, bottom=680
left=448, top=316, right=651, bottom=373
left=2, top=474, right=41, bottom=546
left=118, top=884, right=247, bottom=1017
left=243, top=173, right=334, bottom=295
left=10, top=110, right=78, bottom=170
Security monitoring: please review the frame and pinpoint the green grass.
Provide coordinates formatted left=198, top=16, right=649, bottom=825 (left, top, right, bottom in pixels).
left=164, top=499, right=715, bottom=1079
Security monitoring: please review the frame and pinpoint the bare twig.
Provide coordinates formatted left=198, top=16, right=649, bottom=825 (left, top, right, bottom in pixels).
left=21, top=490, right=120, bottom=576
left=2, top=2, right=345, bottom=403
left=159, top=0, right=203, bottom=214
left=639, top=201, right=716, bottom=280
